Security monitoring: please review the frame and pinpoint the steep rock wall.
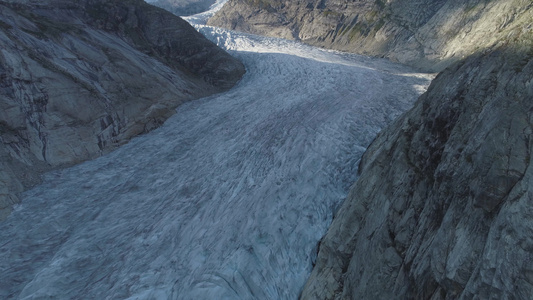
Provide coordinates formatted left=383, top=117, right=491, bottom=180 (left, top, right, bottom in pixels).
left=0, top=0, right=245, bottom=219
left=301, top=35, right=533, bottom=299
left=208, top=0, right=532, bottom=71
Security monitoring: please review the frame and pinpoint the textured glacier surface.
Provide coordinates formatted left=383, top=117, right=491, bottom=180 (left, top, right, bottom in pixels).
left=0, top=5, right=433, bottom=300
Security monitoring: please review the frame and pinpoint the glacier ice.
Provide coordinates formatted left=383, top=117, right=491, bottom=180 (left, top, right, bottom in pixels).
left=0, top=4, right=433, bottom=300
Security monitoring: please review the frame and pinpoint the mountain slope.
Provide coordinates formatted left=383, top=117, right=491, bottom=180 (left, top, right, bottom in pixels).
left=208, top=0, right=532, bottom=71
left=301, top=24, right=533, bottom=300
left=0, top=0, right=244, bottom=219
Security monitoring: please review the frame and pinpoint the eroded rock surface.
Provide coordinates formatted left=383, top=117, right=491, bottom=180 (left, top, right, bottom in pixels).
left=301, top=36, right=533, bottom=299
left=0, top=0, right=245, bottom=219
left=209, top=0, right=532, bottom=71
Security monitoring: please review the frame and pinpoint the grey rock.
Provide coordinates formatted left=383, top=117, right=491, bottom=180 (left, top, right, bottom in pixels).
left=301, top=36, right=533, bottom=299
left=0, top=0, right=245, bottom=219
left=208, top=0, right=532, bottom=72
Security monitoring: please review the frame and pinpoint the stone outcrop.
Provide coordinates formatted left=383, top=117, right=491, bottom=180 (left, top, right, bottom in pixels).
left=0, top=0, right=245, bottom=219
left=148, top=0, right=216, bottom=16
left=208, top=0, right=532, bottom=71
left=301, top=31, right=533, bottom=299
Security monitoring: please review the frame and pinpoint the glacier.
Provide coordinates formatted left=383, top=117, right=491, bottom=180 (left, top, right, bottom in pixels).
left=0, top=2, right=433, bottom=299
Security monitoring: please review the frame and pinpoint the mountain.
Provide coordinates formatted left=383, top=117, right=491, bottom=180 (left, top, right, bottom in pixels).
left=147, top=0, right=216, bottom=16
left=0, top=0, right=245, bottom=220
left=208, top=0, right=532, bottom=72
left=301, top=38, right=533, bottom=299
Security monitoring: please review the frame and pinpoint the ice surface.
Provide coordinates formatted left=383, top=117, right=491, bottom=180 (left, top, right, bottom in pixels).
left=0, top=4, right=433, bottom=300
left=181, top=0, right=228, bottom=24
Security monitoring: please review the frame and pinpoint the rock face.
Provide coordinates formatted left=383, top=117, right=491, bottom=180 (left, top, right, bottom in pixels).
left=208, top=0, right=532, bottom=71
left=148, top=0, right=217, bottom=16
left=0, top=0, right=245, bottom=220
left=301, top=31, right=533, bottom=299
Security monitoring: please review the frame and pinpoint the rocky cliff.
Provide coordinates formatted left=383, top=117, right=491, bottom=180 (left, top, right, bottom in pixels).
left=208, top=0, right=532, bottom=71
left=301, top=24, right=533, bottom=300
left=0, top=0, right=245, bottom=220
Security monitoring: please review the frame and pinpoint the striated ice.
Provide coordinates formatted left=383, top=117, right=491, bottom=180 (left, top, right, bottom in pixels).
left=0, top=4, right=433, bottom=300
